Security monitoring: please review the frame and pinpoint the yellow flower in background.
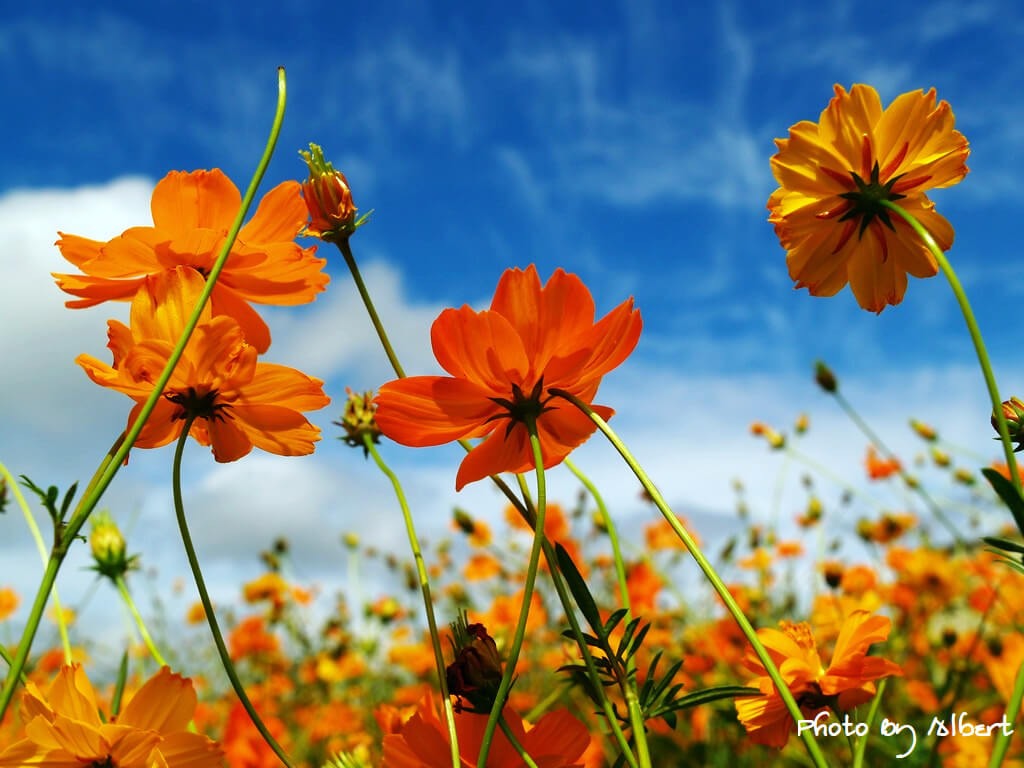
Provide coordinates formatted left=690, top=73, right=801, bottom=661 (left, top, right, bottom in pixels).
left=768, top=84, right=968, bottom=312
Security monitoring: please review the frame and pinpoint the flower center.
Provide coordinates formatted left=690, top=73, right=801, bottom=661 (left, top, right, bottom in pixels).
left=485, top=378, right=555, bottom=437
left=165, top=386, right=229, bottom=421
left=835, top=161, right=907, bottom=239
left=91, top=757, right=115, bottom=768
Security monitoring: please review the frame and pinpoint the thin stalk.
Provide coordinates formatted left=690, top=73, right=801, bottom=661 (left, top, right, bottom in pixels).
left=832, top=388, right=964, bottom=545
left=524, top=680, right=570, bottom=721
left=364, top=435, right=460, bottom=768
left=477, top=417, right=548, bottom=768
left=564, top=458, right=652, bottom=766
left=852, top=678, right=886, bottom=768
left=786, top=445, right=886, bottom=510
left=0, top=460, right=72, bottom=663
left=0, top=646, right=27, bottom=686
left=881, top=199, right=1021, bottom=492
left=111, top=650, right=129, bottom=716
left=550, top=389, right=830, bottom=768
left=0, top=69, right=288, bottom=719
left=172, top=416, right=293, bottom=767
left=990, top=658, right=1024, bottom=768
left=336, top=238, right=406, bottom=378
left=114, top=575, right=167, bottom=667
left=499, top=716, right=540, bottom=768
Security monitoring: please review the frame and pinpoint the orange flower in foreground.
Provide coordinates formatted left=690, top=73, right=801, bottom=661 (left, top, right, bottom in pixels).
left=54, top=169, right=328, bottom=352
left=769, top=84, right=968, bottom=312
left=382, top=694, right=591, bottom=768
left=0, top=664, right=221, bottom=767
left=736, top=610, right=902, bottom=748
left=76, top=266, right=329, bottom=462
left=375, top=265, right=641, bottom=490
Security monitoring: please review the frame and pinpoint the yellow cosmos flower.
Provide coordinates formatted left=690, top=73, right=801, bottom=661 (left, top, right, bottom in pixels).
left=0, top=664, right=221, bottom=767
left=768, top=84, right=969, bottom=312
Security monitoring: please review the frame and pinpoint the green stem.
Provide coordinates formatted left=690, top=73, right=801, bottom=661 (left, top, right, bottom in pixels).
left=832, top=389, right=965, bottom=545
left=111, top=650, right=129, bottom=716
left=852, top=678, right=886, bottom=768
left=499, top=716, right=540, bottom=768
left=524, top=680, right=570, bottom=721
left=0, top=645, right=27, bottom=686
left=990, top=658, right=1024, bottom=768
left=364, top=435, right=460, bottom=768
left=114, top=574, right=167, bottom=667
left=785, top=445, right=886, bottom=510
left=0, top=461, right=72, bottom=663
left=881, top=199, right=1021, bottom=493
left=550, top=389, right=830, bottom=768
left=478, top=418, right=548, bottom=768
left=172, top=416, right=293, bottom=767
left=336, top=238, right=406, bottom=378
left=564, top=458, right=652, bottom=768
left=0, top=68, right=288, bottom=721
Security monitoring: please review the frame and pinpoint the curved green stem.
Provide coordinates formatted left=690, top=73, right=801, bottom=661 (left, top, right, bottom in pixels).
left=550, top=389, right=830, bottom=768
left=832, top=388, right=965, bottom=545
left=852, top=678, right=886, bottom=768
left=881, top=200, right=1021, bottom=493
left=564, top=458, right=652, bottom=767
left=499, top=716, right=540, bottom=768
left=0, top=68, right=288, bottom=720
left=990, top=659, right=1024, bottom=767
left=364, top=435, right=459, bottom=768
left=0, top=460, right=72, bottom=663
left=172, top=416, right=293, bottom=767
left=336, top=238, right=406, bottom=378
left=114, top=574, right=167, bottom=667
left=477, top=419, right=548, bottom=768
left=0, top=645, right=27, bottom=686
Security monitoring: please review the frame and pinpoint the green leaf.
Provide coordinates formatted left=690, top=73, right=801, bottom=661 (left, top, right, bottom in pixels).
left=983, top=536, right=1024, bottom=555
left=983, top=468, right=1024, bottom=536
left=556, top=543, right=602, bottom=636
left=650, top=685, right=762, bottom=717
left=111, top=650, right=129, bottom=716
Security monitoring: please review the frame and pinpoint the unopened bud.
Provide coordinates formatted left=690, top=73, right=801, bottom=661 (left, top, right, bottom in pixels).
left=89, top=511, right=135, bottom=581
left=909, top=419, right=937, bottom=442
left=794, top=413, right=809, bottom=435
left=822, top=561, right=844, bottom=589
left=930, top=447, right=951, bottom=467
left=993, top=397, right=1024, bottom=452
left=335, top=389, right=381, bottom=455
left=814, top=361, right=838, bottom=393
left=299, top=143, right=361, bottom=241
left=446, top=615, right=503, bottom=714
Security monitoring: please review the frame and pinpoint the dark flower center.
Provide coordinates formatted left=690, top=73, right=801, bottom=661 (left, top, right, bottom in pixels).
left=165, top=386, right=229, bottom=421
left=486, top=378, right=555, bottom=437
left=91, top=757, right=115, bottom=768
left=836, top=161, right=907, bottom=239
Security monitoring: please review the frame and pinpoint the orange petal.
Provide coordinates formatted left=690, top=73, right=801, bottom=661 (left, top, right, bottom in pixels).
left=117, top=667, right=196, bottom=733
left=455, top=425, right=531, bottom=491
left=520, top=709, right=591, bottom=763
left=242, top=363, right=329, bottom=412
left=52, top=273, right=144, bottom=308
left=430, top=306, right=529, bottom=389
left=230, top=404, right=321, bottom=457
left=374, top=377, right=501, bottom=447
left=154, top=732, right=223, bottom=768
left=535, top=402, right=613, bottom=467
left=239, top=181, right=307, bottom=243
left=150, top=170, right=240, bottom=239
left=206, top=415, right=254, bottom=462
left=131, top=266, right=210, bottom=344
left=126, top=399, right=186, bottom=450
left=209, top=284, right=272, bottom=353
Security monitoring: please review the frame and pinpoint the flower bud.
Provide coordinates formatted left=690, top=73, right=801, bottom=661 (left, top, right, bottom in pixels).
left=335, top=389, right=381, bottom=455
left=89, top=511, right=135, bottom=581
left=0, top=477, right=7, bottom=515
left=299, top=143, right=360, bottom=241
left=909, top=419, right=937, bottom=442
left=452, top=508, right=477, bottom=536
left=446, top=616, right=504, bottom=714
left=930, top=447, right=951, bottom=467
left=993, top=397, right=1024, bottom=451
left=794, top=413, right=809, bottom=435
left=814, top=361, right=838, bottom=393
left=822, top=561, right=844, bottom=589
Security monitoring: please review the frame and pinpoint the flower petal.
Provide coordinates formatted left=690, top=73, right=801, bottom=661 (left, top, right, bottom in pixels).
left=375, top=377, right=501, bottom=447
left=151, top=170, right=240, bottom=239
left=117, top=667, right=196, bottom=733
left=239, top=180, right=308, bottom=243
left=431, top=306, right=529, bottom=389
left=209, top=284, right=272, bottom=354
left=455, top=425, right=531, bottom=491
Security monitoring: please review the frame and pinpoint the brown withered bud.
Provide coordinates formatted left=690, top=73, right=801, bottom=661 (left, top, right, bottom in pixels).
left=446, top=616, right=504, bottom=714
left=822, top=561, right=844, bottom=590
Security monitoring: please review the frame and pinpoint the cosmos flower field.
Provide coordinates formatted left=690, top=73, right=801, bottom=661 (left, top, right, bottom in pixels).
left=2, top=74, right=1023, bottom=768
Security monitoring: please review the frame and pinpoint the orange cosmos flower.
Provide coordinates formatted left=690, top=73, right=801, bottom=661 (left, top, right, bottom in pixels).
left=865, top=445, right=901, bottom=479
left=382, top=694, right=592, bottom=768
left=0, top=664, right=221, bottom=767
left=76, top=266, right=329, bottom=462
left=54, top=169, right=328, bottom=352
left=768, top=84, right=969, bottom=312
left=736, top=610, right=902, bottom=748
left=375, top=265, right=641, bottom=490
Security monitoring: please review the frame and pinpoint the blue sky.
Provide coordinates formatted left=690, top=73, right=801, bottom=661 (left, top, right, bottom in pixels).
left=1, top=0, right=1022, bottom=651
